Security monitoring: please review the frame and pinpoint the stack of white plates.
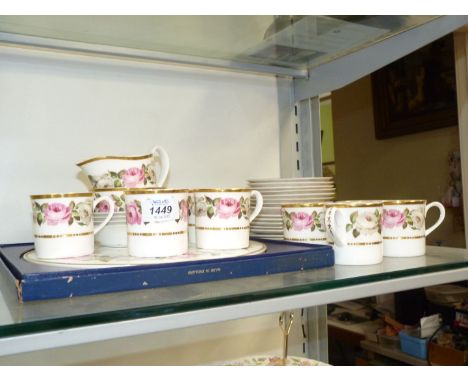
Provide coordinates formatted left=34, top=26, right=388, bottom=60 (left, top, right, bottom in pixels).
left=94, top=211, right=126, bottom=225
left=248, top=177, right=336, bottom=240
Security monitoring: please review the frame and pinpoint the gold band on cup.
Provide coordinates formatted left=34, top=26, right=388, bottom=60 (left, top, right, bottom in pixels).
left=127, top=231, right=187, bottom=236
left=282, top=202, right=328, bottom=208
left=195, top=226, right=250, bottom=231
left=382, top=200, right=426, bottom=205
left=34, top=232, right=93, bottom=239
left=77, top=154, right=153, bottom=166
left=93, top=187, right=134, bottom=192
left=331, top=201, right=382, bottom=208
left=194, top=188, right=251, bottom=193
left=382, top=235, right=425, bottom=240
left=124, top=188, right=189, bottom=195
left=346, top=241, right=382, bottom=246
left=284, top=237, right=327, bottom=242
left=31, top=192, right=93, bottom=200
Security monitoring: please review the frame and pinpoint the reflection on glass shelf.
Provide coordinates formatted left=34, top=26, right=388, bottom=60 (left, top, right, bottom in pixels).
left=0, top=15, right=438, bottom=75
left=0, top=244, right=467, bottom=338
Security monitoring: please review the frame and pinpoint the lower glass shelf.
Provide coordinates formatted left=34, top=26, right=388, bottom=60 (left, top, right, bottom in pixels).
left=0, top=243, right=467, bottom=350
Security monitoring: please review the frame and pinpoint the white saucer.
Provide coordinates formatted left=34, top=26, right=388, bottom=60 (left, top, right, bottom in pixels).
left=250, top=233, right=284, bottom=239
left=262, top=195, right=335, bottom=202
left=251, top=228, right=283, bottom=234
left=22, top=241, right=267, bottom=269
left=260, top=188, right=335, bottom=195
left=251, top=223, right=283, bottom=227
left=248, top=177, right=333, bottom=183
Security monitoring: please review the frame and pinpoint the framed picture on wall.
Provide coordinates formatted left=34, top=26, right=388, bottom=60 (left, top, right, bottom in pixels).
left=372, top=33, right=458, bottom=140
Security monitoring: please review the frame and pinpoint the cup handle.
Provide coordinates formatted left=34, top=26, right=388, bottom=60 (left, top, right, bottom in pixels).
left=151, top=145, right=170, bottom=187
left=93, top=196, right=115, bottom=235
left=325, top=207, right=346, bottom=246
left=425, top=201, right=446, bottom=237
left=249, top=190, right=263, bottom=223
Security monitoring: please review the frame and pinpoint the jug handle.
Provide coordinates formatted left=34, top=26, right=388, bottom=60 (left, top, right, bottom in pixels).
left=151, top=146, right=170, bottom=187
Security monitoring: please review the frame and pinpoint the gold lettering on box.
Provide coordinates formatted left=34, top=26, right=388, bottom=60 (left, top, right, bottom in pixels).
left=187, top=269, right=205, bottom=276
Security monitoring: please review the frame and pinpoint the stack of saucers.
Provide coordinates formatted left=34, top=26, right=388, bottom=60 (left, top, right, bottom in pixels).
left=247, top=177, right=336, bottom=240
left=94, top=188, right=128, bottom=247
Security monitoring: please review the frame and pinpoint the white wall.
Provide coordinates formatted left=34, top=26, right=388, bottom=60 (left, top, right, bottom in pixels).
left=0, top=45, right=280, bottom=243
left=0, top=45, right=299, bottom=365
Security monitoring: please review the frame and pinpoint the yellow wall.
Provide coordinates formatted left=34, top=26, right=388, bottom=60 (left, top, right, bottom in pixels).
left=321, top=98, right=335, bottom=164
left=332, top=75, right=465, bottom=248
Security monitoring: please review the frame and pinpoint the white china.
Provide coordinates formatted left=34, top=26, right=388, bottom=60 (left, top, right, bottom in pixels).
left=93, top=217, right=126, bottom=223
left=188, top=192, right=196, bottom=245
left=260, top=188, right=336, bottom=195
left=263, top=200, right=334, bottom=208
left=250, top=182, right=334, bottom=187
left=250, top=234, right=283, bottom=239
left=23, top=241, right=267, bottom=269
left=248, top=177, right=333, bottom=183
left=124, top=188, right=189, bottom=257
left=282, top=203, right=328, bottom=243
left=31, top=192, right=114, bottom=259
left=195, top=188, right=263, bottom=250
left=325, top=201, right=383, bottom=265
left=246, top=177, right=335, bottom=240
left=93, top=188, right=127, bottom=213
left=251, top=222, right=283, bottom=228
left=251, top=227, right=283, bottom=233
left=95, top=223, right=127, bottom=248
left=382, top=200, right=445, bottom=257
left=263, top=193, right=336, bottom=200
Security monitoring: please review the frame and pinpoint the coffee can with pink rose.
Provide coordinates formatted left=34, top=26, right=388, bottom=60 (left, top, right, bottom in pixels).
left=282, top=203, right=328, bottom=243
left=382, top=200, right=445, bottom=257
left=124, top=188, right=189, bottom=257
left=30, top=192, right=114, bottom=259
left=194, top=188, right=263, bottom=250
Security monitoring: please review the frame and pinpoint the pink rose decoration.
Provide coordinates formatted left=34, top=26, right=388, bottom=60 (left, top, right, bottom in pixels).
left=96, top=200, right=110, bottom=213
left=126, top=202, right=142, bottom=225
left=45, top=203, right=72, bottom=225
left=122, top=167, right=145, bottom=188
left=382, top=209, right=405, bottom=229
left=291, top=212, right=313, bottom=231
left=216, top=198, right=241, bottom=219
left=179, top=199, right=189, bottom=222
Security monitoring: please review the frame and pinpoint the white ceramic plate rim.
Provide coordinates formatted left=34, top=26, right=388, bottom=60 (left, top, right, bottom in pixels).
left=251, top=185, right=334, bottom=190
left=248, top=177, right=333, bottom=182
left=260, top=189, right=336, bottom=194
left=23, top=241, right=267, bottom=268
left=262, top=195, right=335, bottom=200
left=250, top=181, right=334, bottom=186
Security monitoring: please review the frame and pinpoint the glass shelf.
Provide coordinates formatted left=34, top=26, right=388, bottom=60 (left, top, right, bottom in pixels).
left=0, top=15, right=438, bottom=77
left=1, top=244, right=467, bottom=342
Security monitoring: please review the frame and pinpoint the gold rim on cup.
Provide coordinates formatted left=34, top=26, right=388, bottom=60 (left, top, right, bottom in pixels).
left=382, top=199, right=426, bottom=205
left=93, top=187, right=135, bottom=192
left=76, top=154, right=153, bottom=166
left=30, top=192, right=93, bottom=200
left=329, top=201, right=383, bottom=208
left=281, top=202, right=328, bottom=208
left=194, top=188, right=252, bottom=193
left=124, top=188, right=189, bottom=195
